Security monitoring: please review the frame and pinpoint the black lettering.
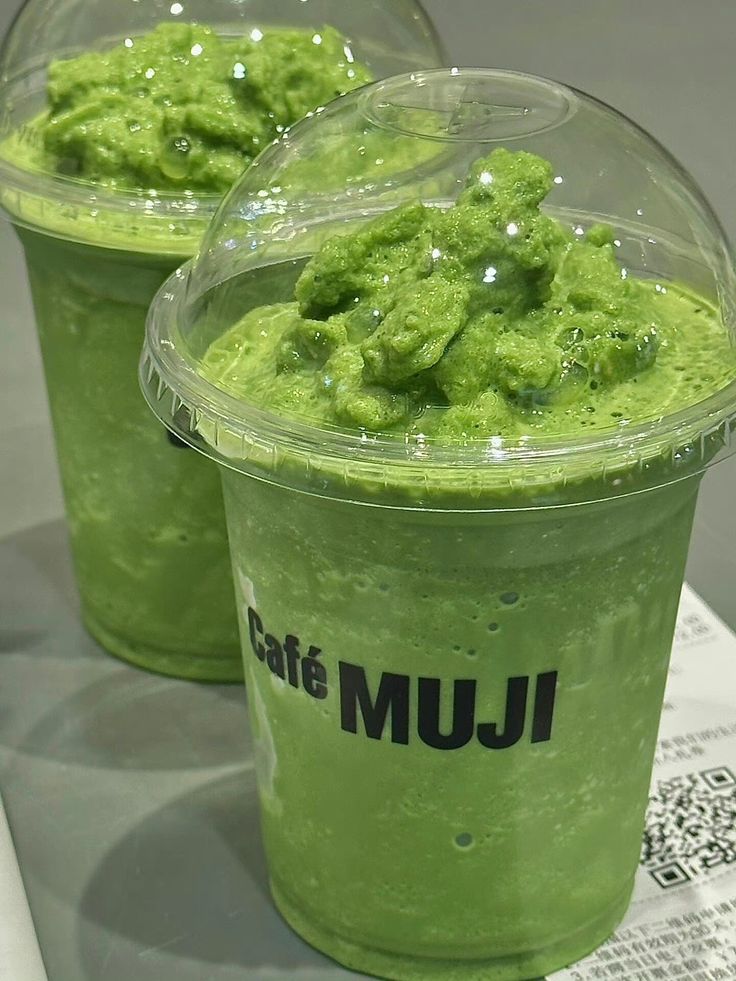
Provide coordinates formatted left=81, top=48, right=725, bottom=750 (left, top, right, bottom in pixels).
left=477, top=676, right=529, bottom=749
left=265, top=634, right=285, bottom=679
left=247, top=607, right=266, bottom=662
left=417, top=678, right=476, bottom=750
left=531, top=671, right=558, bottom=744
left=283, top=634, right=301, bottom=688
left=302, top=649, right=328, bottom=700
left=339, top=662, right=409, bottom=745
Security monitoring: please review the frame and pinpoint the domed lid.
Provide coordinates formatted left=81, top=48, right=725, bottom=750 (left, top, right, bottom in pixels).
left=142, top=68, right=736, bottom=507
left=0, top=0, right=444, bottom=251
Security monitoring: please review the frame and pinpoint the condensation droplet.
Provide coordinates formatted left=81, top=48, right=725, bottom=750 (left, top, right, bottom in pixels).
left=161, top=136, right=191, bottom=180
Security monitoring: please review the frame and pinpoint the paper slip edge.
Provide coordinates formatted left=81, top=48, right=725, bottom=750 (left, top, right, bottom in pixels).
left=0, top=791, right=48, bottom=981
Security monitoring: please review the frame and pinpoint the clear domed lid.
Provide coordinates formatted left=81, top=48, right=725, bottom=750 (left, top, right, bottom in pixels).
left=0, top=0, right=444, bottom=250
left=142, top=69, right=736, bottom=507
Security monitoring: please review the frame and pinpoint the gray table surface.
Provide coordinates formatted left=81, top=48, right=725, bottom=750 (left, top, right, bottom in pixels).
left=1, top=2, right=736, bottom=979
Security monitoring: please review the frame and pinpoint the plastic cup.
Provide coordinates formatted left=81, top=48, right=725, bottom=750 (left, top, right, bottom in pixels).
left=0, top=0, right=444, bottom=681
left=141, top=71, right=736, bottom=977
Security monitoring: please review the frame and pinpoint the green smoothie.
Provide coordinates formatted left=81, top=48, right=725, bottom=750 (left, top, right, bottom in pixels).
left=174, top=148, right=736, bottom=976
left=0, top=20, right=375, bottom=679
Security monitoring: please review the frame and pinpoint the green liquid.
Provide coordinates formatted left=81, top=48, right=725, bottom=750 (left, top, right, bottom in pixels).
left=222, top=467, right=697, bottom=979
left=20, top=230, right=242, bottom=680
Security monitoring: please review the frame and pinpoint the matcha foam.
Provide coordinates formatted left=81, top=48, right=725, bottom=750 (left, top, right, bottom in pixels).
left=202, top=148, right=736, bottom=441
left=8, top=20, right=371, bottom=194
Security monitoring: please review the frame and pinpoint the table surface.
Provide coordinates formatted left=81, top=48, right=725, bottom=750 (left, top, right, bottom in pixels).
left=2, top=2, right=736, bottom=979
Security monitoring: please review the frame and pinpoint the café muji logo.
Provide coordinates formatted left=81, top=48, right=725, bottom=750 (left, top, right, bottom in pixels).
left=247, top=606, right=558, bottom=750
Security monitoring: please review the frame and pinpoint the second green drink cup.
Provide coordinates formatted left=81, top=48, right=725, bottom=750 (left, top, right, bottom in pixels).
left=0, top=0, right=443, bottom=679
left=142, top=71, right=736, bottom=976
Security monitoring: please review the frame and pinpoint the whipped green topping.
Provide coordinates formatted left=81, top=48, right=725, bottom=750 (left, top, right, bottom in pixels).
left=203, top=147, right=736, bottom=440
left=17, top=21, right=371, bottom=193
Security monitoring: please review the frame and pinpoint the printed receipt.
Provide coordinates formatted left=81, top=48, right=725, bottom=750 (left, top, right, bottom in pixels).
left=0, top=793, right=47, bottom=981
left=550, top=584, right=736, bottom=981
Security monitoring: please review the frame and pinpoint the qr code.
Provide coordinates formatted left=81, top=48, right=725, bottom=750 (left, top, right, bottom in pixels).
left=642, top=767, right=736, bottom=888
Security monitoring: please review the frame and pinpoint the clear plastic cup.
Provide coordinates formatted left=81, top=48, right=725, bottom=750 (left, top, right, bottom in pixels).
left=0, top=0, right=444, bottom=681
left=141, top=71, right=736, bottom=976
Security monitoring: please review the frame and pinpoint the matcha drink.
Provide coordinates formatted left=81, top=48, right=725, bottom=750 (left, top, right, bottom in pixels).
left=0, top=0, right=443, bottom=680
left=142, top=71, right=736, bottom=978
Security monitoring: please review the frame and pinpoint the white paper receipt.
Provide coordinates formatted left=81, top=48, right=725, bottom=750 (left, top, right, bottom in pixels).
left=0, top=793, right=47, bottom=981
left=551, top=584, right=736, bottom=981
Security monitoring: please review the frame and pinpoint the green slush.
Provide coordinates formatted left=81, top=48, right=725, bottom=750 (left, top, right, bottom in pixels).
left=0, top=14, right=428, bottom=678
left=142, top=78, right=736, bottom=977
